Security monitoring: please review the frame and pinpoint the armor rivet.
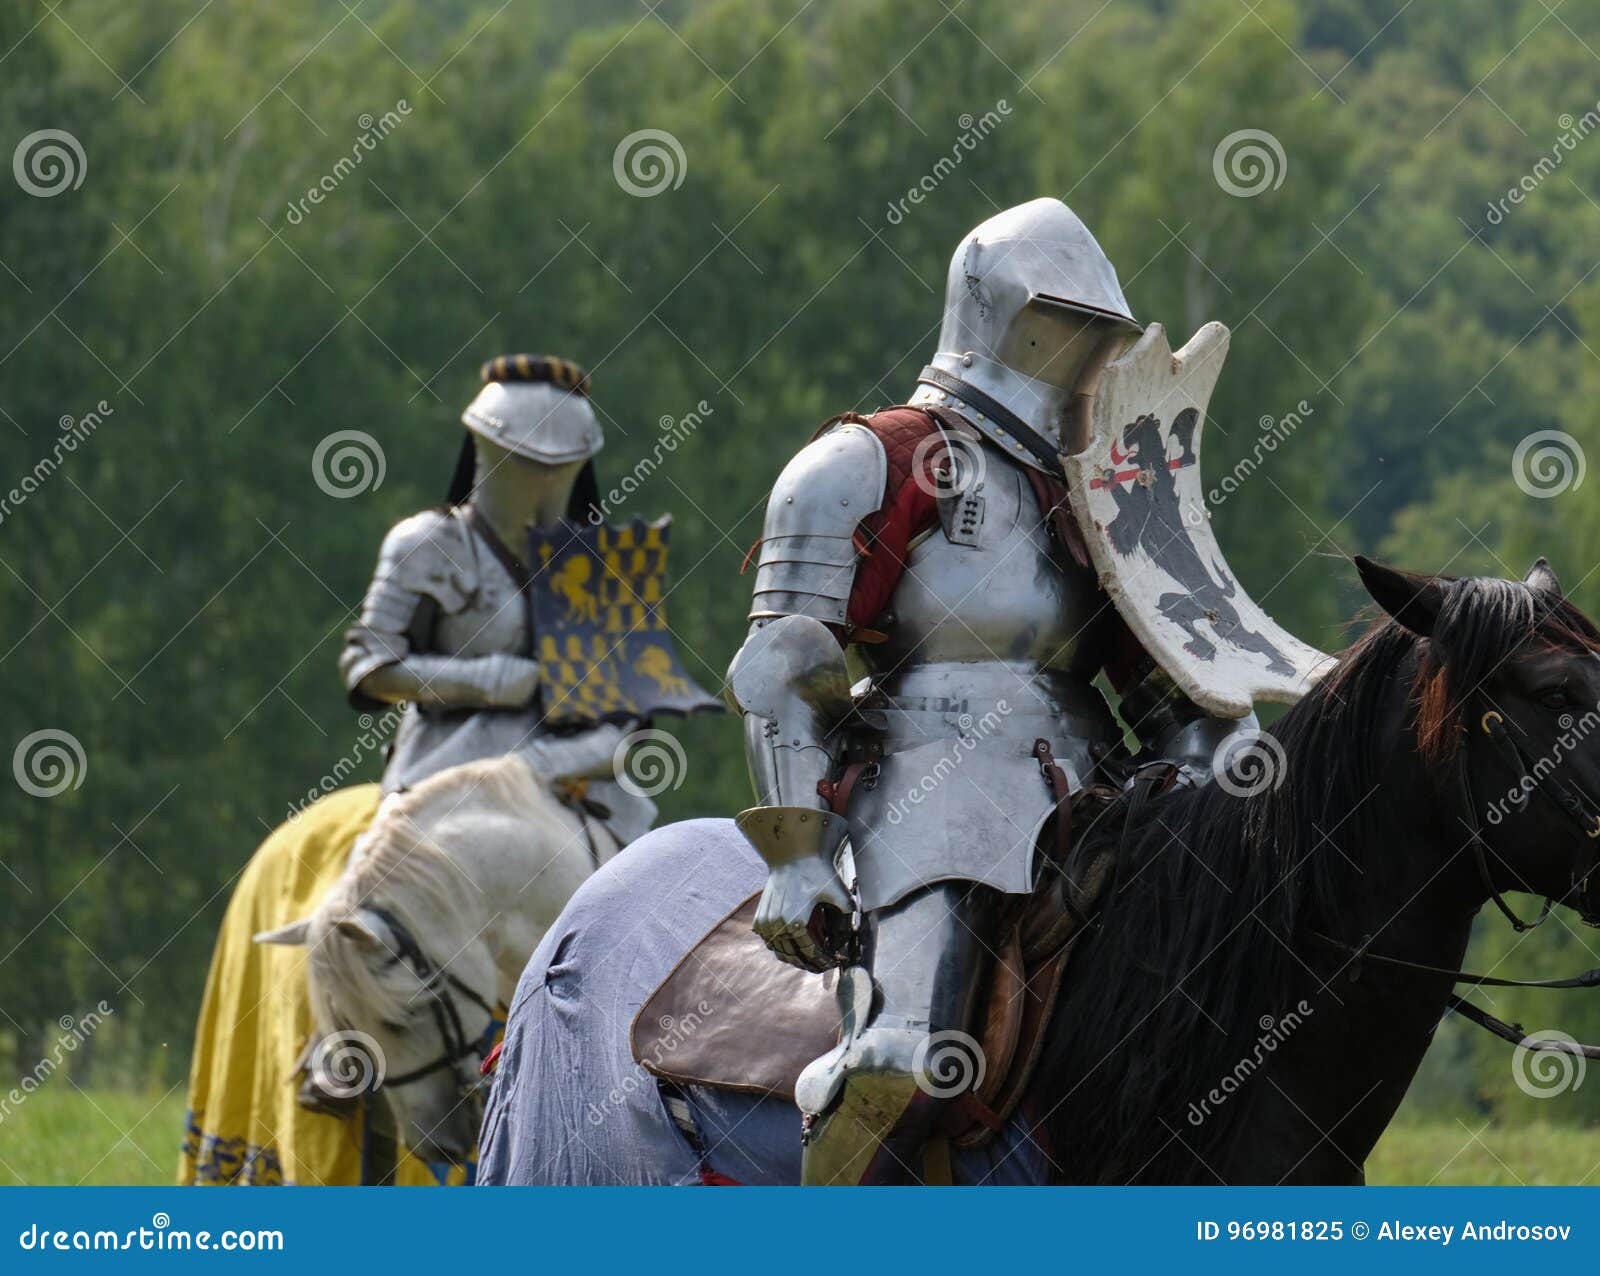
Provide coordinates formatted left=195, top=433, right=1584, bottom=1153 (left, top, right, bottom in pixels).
left=785, top=496, right=793, bottom=503
left=840, top=499, right=848, bottom=507
left=961, top=353, right=974, bottom=367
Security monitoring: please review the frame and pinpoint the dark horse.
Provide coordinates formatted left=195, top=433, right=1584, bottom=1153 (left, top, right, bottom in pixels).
left=476, top=557, right=1600, bottom=1185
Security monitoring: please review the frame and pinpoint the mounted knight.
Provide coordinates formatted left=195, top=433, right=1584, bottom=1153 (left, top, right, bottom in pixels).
left=182, top=354, right=718, bottom=1185
left=725, top=198, right=1327, bottom=1183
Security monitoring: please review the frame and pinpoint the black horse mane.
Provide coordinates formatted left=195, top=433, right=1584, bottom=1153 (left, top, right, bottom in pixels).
left=1037, top=572, right=1598, bottom=1184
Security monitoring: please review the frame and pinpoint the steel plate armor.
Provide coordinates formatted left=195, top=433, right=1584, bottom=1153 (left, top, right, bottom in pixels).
left=728, top=201, right=1260, bottom=1184
left=341, top=356, right=653, bottom=844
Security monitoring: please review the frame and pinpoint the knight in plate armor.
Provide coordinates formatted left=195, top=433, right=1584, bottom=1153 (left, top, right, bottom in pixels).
left=727, top=199, right=1259, bottom=1184
left=341, top=354, right=658, bottom=848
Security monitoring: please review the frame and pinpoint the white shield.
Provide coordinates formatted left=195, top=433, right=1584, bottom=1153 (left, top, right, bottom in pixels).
left=1062, top=322, right=1332, bottom=718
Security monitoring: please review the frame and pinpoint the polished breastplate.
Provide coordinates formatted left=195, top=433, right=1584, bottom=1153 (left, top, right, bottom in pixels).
left=845, top=452, right=1123, bottom=912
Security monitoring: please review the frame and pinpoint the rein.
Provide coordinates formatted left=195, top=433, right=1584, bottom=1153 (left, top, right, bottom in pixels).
left=1318, top=697, right=1600, bottom=1059
left=367, top=907, right=501, bottom=1090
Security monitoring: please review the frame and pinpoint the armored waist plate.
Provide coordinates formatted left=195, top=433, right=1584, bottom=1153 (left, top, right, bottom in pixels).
left=843, top=665, right=1120, bottom=911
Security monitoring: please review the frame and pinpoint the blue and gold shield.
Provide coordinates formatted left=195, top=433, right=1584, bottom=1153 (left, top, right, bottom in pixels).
left=527, top=517, right=721, bottom=725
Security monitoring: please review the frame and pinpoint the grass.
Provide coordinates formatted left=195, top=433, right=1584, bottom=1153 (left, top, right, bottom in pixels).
left=1366, top=1118, right=1600, bottom=1186
left=1, top=1089, right=1596, bottom=1185
left=0, top=1086, right=188, bottom=1187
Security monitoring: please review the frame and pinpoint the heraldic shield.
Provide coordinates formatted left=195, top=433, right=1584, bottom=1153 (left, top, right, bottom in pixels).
left=527, top=516, right=721, bottom=726
left=1062, top=321, right=1333, bottom=719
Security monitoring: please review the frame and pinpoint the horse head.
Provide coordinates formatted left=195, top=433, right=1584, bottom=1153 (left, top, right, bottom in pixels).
left=255, top=825, right=501, bottom=1167
left=1355, top=555, right=1600, bottom=924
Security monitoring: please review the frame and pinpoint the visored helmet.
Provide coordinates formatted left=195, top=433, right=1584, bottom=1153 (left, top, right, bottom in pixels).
left=461, top=354, right=603, bottom=464
left=916, top=199, right=1140, bottom=464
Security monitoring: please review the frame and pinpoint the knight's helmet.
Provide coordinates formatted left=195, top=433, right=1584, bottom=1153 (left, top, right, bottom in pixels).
left=914, top=198, right=1141, bottom=465
left=447, top=353, right=603, bottom=516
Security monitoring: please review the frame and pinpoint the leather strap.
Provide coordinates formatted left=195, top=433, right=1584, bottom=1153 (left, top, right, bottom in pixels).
left=917, top=366, right=1065, bottom=478
left=462, top=504, right=534, bottom=659
left=1022, top=466, right=1091, bottom=569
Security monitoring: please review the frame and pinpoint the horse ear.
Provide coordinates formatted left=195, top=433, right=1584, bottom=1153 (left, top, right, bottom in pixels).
left=1525, top=556, right=1563, bottom=598
left=254, top=919, right=311, bottom=946
left=1354, top=555, right=1444, bottom=637
left=334, top=909, right=394, bottom=950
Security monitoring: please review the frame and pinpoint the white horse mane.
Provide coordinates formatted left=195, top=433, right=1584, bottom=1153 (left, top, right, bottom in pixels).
left=303, top=755, right=558, bottom=1032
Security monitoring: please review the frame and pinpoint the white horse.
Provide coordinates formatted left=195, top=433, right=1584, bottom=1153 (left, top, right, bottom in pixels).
left=253, top=752, right=621, bottom=1163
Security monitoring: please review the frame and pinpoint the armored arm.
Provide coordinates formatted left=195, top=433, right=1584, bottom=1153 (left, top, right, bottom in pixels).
left=730, top=424, right=886, bottom=969
left=340, top=511, right=541, bottom=712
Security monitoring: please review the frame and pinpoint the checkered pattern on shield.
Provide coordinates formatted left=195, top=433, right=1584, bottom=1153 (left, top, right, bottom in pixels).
left=527, top=517, right=720, bottom=726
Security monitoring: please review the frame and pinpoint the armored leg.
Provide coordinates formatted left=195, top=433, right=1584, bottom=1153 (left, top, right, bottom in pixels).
left=796, top=883, right=995, bottom=1185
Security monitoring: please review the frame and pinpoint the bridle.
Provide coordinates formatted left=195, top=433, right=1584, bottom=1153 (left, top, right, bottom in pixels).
left=1458, top=700, right=1600, bottom=931
left=1318, top=692, right=1600, bottom=1060
left=367, top=907, right=502, bottom=1091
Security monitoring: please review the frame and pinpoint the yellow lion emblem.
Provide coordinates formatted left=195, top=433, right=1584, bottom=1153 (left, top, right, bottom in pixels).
left=633, top=644, right=691, bottom=696
left=550, top=556, right=600, bottom=624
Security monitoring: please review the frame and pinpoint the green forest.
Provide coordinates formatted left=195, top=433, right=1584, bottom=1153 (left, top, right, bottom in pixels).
left=4, top=0, right=1600, bottom=1143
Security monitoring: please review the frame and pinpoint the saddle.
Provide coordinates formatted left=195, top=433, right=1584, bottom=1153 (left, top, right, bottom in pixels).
left=631, top=783, right=1124, bottom=1148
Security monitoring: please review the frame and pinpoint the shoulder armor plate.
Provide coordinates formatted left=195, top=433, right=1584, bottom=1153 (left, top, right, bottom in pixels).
left=751, top=424, right=888, bottom=625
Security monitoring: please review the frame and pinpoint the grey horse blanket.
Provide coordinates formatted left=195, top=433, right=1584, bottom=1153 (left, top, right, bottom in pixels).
left=474, top=817, right=1051, bottom=1185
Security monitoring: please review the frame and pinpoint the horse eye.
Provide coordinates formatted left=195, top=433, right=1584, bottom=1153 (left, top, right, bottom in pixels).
left=1540, top=687, right=1573, bottom=710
